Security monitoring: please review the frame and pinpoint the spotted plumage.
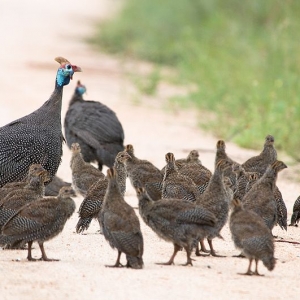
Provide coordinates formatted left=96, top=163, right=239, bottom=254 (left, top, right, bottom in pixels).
left=100, top=168, right=144, bottom=269
left=0, top=186, right=76, bottom=261
left=0, top=57, right=81, bottom=187
left=64, top=80, right=124, bottom=170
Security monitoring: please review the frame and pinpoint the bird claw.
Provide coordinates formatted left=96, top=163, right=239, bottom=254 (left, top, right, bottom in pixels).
left=39, top=257, right=60, bottom=262
left=156, top=261, right=174, bottom=266
left=105, top=263, right=124, bottom=268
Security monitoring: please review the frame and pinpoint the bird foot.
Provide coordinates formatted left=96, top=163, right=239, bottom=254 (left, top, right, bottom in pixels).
left=232, top=253, right=245, bottom=258
left=156, top=261, right=174, bottom=266
left=195, top=250, right=210, bottom=257
left=238, top=271, right=253, bottom=276
left=195, top=252, right=210, bottom=256
left=27, top=257, right=39, bottom=261
left=105, top=263, right=124, bottom=268
left=39, top=257, right=60, bottom=262
left=210, top=252, right=226, bottom=257
left=180, top=261, right=193, bottom=267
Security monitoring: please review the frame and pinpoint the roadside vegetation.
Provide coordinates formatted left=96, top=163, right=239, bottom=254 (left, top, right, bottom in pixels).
left=90, top=0, right=300, bottom=160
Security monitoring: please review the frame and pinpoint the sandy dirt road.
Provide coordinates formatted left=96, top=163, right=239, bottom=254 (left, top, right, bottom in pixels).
left=0, top=1, right=300, bottom=299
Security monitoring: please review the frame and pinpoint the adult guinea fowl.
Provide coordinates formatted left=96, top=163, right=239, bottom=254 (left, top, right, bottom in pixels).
left=64, top=80, right=125, bottom=170
left=0, top=57, right=81, bottom=187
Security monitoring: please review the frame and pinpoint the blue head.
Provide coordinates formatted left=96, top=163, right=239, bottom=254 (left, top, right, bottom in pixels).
left=55, top=57, right=82, bottom=87
left=75, top=80, right=87, bottom=95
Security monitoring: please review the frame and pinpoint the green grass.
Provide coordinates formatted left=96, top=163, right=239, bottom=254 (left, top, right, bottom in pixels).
left=90, top=0, right=300, bottom=160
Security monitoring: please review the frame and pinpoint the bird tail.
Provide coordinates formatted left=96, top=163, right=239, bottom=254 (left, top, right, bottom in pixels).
left=262, top=255, right=276, bottom=271
left=75, top=217, right=92, bottom=234
left=126, top=255, right=144, bottom=269
left=289, top=212, right=298, bottom=227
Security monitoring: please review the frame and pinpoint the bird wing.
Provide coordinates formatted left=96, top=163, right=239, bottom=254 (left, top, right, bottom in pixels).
left=2, top=198, right=59, bottom=236
left=65, top=102, right=124, bottom=145
left=78, top=197, right=103, bottom=218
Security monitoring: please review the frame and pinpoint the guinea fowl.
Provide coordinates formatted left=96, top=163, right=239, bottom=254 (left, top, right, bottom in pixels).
left=124, top=144, right=163, bottom=201
left=44, top=175, right=71, bottom=196
left=100, top=168, right=144, bottom=269
left=229, top=198, right=276, bottom=276
left=0, top=166, right=49, bottom=229
left=242, top=160, right=287, bottom=231
left=195, top=159, right=233, bottom=257
left=289, top=196, right=300, bottom=226
left=0, top=167, right=50, bottom=249
left=70, top=143, right=105, bottom=197
left=0, top=57, right=81, bottom=187
left=231, top=163, right=260, bottom=201
left=242, top=135, right=277, bottom=175
left=136, top=187, right=216, bottom=266
left=162, top=152, right=201, bottom=202
left=177, top=150, right=212, bottom=194
left=273, top=186, right=287, bottom=231
left=64, top=80, right=125, bottom=170
left=215, top=140, right=240, bottom=186
left=0, top=186, right=76, bottom=261
left=240, top=170, right=287, bottom=231
left=0, top=164, right=49, bottom=200
left=161, top=150, right=208, bottom=175
left=75, top=151, right=131, bottom=234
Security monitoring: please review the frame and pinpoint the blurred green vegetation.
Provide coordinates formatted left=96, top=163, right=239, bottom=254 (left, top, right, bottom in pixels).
left=90, top=0, right=300, bottom=159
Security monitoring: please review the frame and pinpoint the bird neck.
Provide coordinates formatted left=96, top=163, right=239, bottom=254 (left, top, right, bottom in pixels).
left=261, top=145, right=277, bottom=161
left=69, top=90, right=84, bottom=106
left=37, top=81, right=63, bottom=124
left=70, top=152, right=86, bottom=171
left=106, top=179, right=122, bottom=201
left=138, top=195, right=153, bottom=214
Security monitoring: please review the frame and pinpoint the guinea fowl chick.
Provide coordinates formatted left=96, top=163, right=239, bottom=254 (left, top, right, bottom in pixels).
left=289, top=196, right=300, bottom=226
left=242, top=160, right=287, bottom=231
left=76, top=151, right=131, bottom=234
left=64, top=80, right=125, bottom=170
left=162, top=152, right=201, bottom=202
left=124, top=144, right=163, bottom=201
left=215, top=140, right=240, bottom=186
left=195, top=159, right=232, bottom=257
left=161, top=150, right=206, bottom=174
left=177, top=150, right=212, bottom=194
left=0, top=167, right=50, bottom=230
left=0, top=186, right=76, bottom=261
left=274, top=186, right=287, bottom=231
left=70, top=143, right=105, bottom=197
left=0, top=164, right=50, bottom=200
left=44, top=175, right=71, bottom=196
left=100, top=168, right=144, bottom=269
left=136, top=187, right=216, bottom=266
left=242, top=135, right=277, bottom=175
left=230, top=198, right=276, bottom=276
left=232, top=163, right=260, bottom=201
left=0, top=57, right=81, bottom=187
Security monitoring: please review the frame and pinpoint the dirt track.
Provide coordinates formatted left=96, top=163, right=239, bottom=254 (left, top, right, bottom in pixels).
left=1, top=1, right=300, bottom=299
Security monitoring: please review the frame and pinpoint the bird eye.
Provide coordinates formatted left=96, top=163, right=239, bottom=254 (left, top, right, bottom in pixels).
left=66, top=64, right=71, bottom=69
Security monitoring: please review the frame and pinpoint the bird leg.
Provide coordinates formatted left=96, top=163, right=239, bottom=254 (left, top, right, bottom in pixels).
left=207, top=239, right=225, bottom=257
left=38, top=241, right=59, bottom=261
left=181, top=246, right=193, bottom=266
left=156, top=244, right=181, bottom=266
left=195, top=239, right=210, bottom=256
left=238, top=258, right=253, bottom=276
left=253, top=258, right=263, bottom=276
left=27, top=241, right=38, bottom=261
left=106, top=251, right=124, bottom=268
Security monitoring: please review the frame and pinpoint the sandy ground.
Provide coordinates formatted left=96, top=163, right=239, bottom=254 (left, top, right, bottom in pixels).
left=1, top=1, right=300, bottom=299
